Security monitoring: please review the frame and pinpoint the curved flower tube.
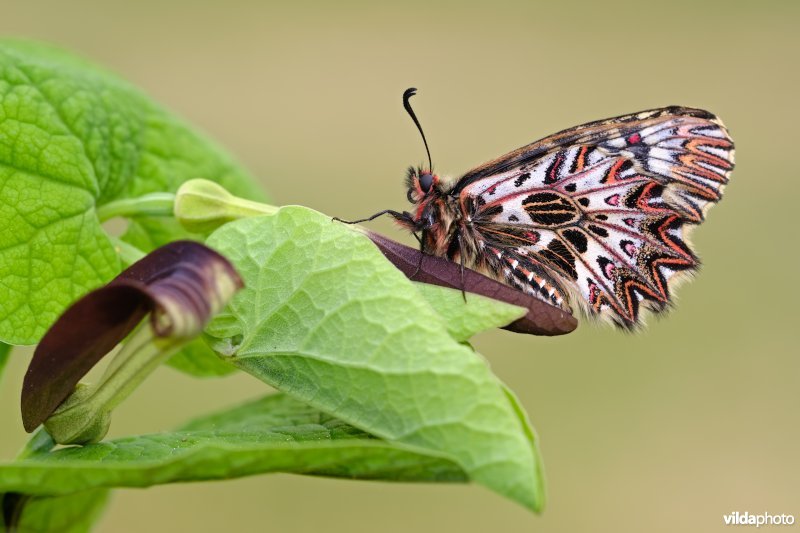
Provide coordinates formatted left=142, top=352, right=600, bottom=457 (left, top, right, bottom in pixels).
left=366, top=232, right=577, bottom=336
left=21, top=241, right=243, bottom=443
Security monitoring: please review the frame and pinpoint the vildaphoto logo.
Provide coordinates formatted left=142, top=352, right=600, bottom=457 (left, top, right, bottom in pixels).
left=723, top=512, right=796, bottom=527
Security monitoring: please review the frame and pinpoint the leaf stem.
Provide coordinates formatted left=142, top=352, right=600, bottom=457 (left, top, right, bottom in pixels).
left=108, top=236, right=147, bottom=265
left=15, top=428, right=56, bottom=460
left=0, top=343, right=10, bottom=387
left=96, top=193, right=176, bottom=222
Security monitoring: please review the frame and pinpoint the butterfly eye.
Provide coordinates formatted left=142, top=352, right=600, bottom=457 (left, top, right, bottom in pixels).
left=419, top=172, right=434, bottom=193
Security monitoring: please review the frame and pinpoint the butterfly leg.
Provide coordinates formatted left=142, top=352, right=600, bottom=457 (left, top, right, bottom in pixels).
left=457, top=235, right=467, bottom=302
left=459, top=254, right=467, bottom=302
left=443, top=230, right=468, bottom=301
left=409, top=229, right=428, bottom=280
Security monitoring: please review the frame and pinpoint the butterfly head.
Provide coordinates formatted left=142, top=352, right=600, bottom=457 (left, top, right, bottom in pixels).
left=405, top=166, right=440, bottom=204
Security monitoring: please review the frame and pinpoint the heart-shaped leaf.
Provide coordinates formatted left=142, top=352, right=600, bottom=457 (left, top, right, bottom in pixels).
left=0, top=40, right=264, bottom=345
left=204, top=207, right=545, bottom=511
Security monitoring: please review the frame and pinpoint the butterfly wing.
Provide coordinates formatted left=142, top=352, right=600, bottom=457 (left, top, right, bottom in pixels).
left=456, top=106, right=734, bottom=328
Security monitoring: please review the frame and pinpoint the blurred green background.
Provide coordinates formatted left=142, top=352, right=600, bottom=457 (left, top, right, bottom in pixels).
left=1, top=1, right=798, bottom=531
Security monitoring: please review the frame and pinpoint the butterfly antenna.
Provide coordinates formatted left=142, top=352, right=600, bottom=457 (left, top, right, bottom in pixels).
left=403, top=88, right=433, bottom=170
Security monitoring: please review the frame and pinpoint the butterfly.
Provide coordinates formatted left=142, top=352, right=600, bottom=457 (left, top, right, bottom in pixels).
left=341, top=88, right=735, bottom=329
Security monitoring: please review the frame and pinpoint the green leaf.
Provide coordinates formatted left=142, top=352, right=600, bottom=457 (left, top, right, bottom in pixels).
left=204, top=207, right=545, bottom=511
left=166, top=339, right=237, bottom=377
left=0, top=40, right=264, bottom=345
left=413, top=283, right=526, bottom=342
left=1, top=490, right=109, bottom=533
left=0, top=394, right=464, bottom=496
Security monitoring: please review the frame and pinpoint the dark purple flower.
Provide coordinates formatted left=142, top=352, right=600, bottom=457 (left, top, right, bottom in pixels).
left=21, top=241, right=242, bottom=441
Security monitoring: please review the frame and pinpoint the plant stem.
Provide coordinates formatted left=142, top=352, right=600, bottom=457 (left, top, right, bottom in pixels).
left=15, top=428, right=56, bottom=460
left=0, top=343, right=10, bottom=387
left=108, top=236, right=147, bottom=265
left=96, top=193, right=176, bottom=222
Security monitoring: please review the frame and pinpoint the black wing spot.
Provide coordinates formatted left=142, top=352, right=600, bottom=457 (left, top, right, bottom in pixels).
left=514, top=173, right=531, bottom=187
left=564, top=183, right=577, bottom=192
left=588, top=224, right=609, bottom=237
left=544, top=152, right=565, bottom=184
left=627, top=144, right=649, bottom=159
left=620, top=239, right=635, bottom=257
left=528, top=192, right=561, bottom=203
left=481, top=204, right=504, bottom=218
left=540, top=239, right=578, bottom=280
left=523, top=192, right=580, bottom=227
left=597, top=256, right=614, bottom=280
left=563, top=229, right=588, bottom=254
left=578, top=198, right=590, bottom=207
